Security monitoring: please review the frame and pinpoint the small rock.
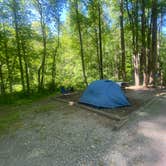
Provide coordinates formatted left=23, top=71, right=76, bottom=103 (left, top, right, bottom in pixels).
left=91, top=145, right=95, bottom=149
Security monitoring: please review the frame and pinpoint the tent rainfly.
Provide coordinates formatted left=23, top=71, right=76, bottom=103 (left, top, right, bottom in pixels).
left=79, top=80, right=130, bottom=108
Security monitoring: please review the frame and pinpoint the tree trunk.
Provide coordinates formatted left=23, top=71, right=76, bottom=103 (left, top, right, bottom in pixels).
left=52, top=48, right=57, bottom=86
left=38, top=66, right=41, bottom=91
left=119, top=0, right=126, bottom=81
left=3, top=24, right=13, bottom=93
left=0, top=63, right=5, bottom=95
left=52, top=16, right=60, bottom=86
left=36, top=0, right=47, bottom=90
left=75, top=0, right=88, bottom=86
left=147, top=9, right=152, bottom=85
left=140, top=0, right=147, bottom=86
left=13, top=0, right=25, bottom=92
left=94, top=28, right=100, bottom=79
left=40, top=25, right=47, bottom=89
left=134, top=0, right=140, bottom=86
left=126, top=0, right=139, bottom=86
left=158, top=10, right=163, bottom=87
left=98, top=2, right=104, bottom=80
left=21, top=39, right=30, bottom=94
left=150, top=0, right=158, bottom=86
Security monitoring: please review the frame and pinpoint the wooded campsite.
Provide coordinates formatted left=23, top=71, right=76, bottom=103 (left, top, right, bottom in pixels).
left=0, top=0, right=166, bottom=99
left=0, top=1, right=166, bottom=165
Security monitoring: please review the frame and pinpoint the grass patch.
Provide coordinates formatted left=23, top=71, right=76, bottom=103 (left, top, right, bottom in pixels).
left=0, top=89, right=62, bottom=136
left=0, top=108, right=21, bottom=135
left=0, top=90, right=59, bottom=106
left=34, top=104, right=57, bottom=113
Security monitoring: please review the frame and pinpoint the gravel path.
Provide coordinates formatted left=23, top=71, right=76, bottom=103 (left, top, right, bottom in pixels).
left=0, top=92, right=165, bottom=166
left=109, top=92, right=166, bottom=166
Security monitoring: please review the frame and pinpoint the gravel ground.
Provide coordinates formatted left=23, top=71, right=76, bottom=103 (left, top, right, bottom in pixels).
left=110, top=92, right=166, bottom=166
left=0, top=90, right=165, bottom=166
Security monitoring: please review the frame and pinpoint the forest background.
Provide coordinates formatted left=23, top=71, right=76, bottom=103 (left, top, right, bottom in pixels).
left=0, top=0, right=166, bottom=103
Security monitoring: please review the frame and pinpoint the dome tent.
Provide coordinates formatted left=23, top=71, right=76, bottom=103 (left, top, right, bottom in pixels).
left=79, top=80, right=130, bottom=108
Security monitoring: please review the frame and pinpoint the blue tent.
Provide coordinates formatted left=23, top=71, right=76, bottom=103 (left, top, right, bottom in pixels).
left=79, top=80, right=130, bottom=108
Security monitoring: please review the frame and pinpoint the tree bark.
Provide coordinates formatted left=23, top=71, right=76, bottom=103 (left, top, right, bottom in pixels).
left=3, top=24, right=13, bottom=93
left=21, top=38, right=30, bottom=94
left=0, top=62, right=5, bottom=95
left=52, top=16, right=60, bottom=86
left=158, top=9, right=163, bottom=86
left=40, top=24, right=47, bottom=89
left=147, top=8, right=152, bottom=85
left=12, top=0, right=25, bottom=92
left=119, top=0, right=126, bottom=81
left=75, top=0, right=88, bottom=86
left=140, top=0, right=147, bottom=86
left=98, top=2, right=104, bottom=80
left=36, top=0, right=47, bottom=90
left=94, top=28, right=100, bottom=79
left=150, top=0, right=158, bottom=86
left=126, top=0, right=139, bottom=86
left=134, top=0, right=140, bottom=86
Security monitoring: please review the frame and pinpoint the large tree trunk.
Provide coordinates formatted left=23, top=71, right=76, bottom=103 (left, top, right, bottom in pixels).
left=158, top=9, right=163, bottom=87
left=140, top=0, right=147, bottom=86
left=150, top=0, right=158, bottom=86
left=134, top=0, right=140, bottom=86
left=126, top=0, right=139, bottom=86
left=98, top=2, right=104, bottom=80
left=147, top=8, right=152, bottom=85
left=75, top=0, right=88, bottom=86
left=119, top=0, right=126, bottom=81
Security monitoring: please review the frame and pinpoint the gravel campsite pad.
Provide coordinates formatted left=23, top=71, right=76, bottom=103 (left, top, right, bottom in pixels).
left=0, top=87, right=165, bottom=166
left=56, top=87, right=159, bottom=117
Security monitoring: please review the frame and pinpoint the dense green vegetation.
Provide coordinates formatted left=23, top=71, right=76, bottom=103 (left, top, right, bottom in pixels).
left=0, top=0, right=166, bottom=102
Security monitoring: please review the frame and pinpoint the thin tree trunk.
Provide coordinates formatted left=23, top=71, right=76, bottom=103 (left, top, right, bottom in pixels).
left=114, top=52, right=120, bottom=80
left=52, top=16, right=60, bottom=86
left=3, top=24, right=13, bottom=93
left=120, top=0, right=126, bottom=81
left=98, top=2, right=104, bottom=79
left=94, top=28, right=100, bottom=79
left=38, top=66, right=41, bottom=91
left=40, top=25, right=47, bottom=89
left=52, top=48, right=57, bottom=86
left=12, top=0, right=25, bottom=92
left=75, top=0, right=88, bottom=86
left=21, top=39, right=30, bottom=94
left=15, top=31, right=25, bottom=92
left=36, top=0, right=47, bottom=90
left=147, top=9, right=152, bottom=85
left=0, top=62, right=5, bottom=95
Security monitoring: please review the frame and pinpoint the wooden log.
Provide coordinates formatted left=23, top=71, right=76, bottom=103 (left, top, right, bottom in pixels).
left=112, top=118, right=128, bottom=130
left=54, top=97, right=128, bottom=121
left=75, top=103, right=128, bottom=121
